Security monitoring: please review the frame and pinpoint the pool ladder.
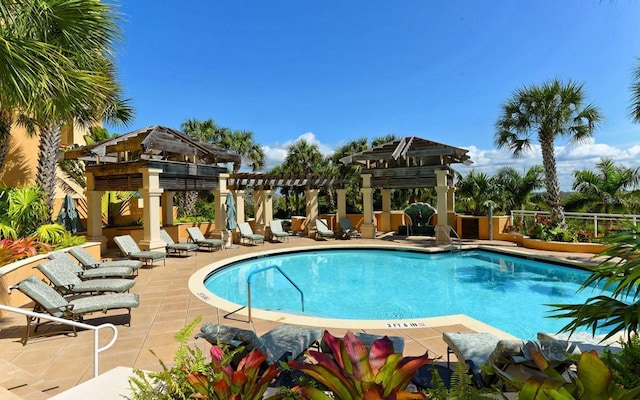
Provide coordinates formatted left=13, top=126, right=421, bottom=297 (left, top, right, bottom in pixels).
left=435, top=225, right=462, bottom=252
left=233, top=265, right=305, bottom=323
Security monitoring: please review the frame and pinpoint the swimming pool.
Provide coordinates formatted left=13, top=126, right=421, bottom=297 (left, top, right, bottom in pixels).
left=197, top=247, right=610, bottom=339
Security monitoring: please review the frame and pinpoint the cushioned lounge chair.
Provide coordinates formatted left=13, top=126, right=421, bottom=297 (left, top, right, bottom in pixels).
left=442, top=332, right=581, bottom=389
left=113, top=235, right=166, bottom=266
left=315, top=218, right=334, bottom=240
left=186, top=227, right=225, bottom=252
left=160, top=229, right=199, bottom=257
left=35, top=259, right=135, bottom=296
left=9, top=275, right=139, bottom=344
left=49, top=251, right=135, bottom=279
left=68, top=246, right=143, bottom=274
left=238, top=222, right=265, bottom=245
left=339, top=217, right=360, bottom=238
left=269, top=220, right=289, bottom=242
left=195, top=322, right=323, bottom=364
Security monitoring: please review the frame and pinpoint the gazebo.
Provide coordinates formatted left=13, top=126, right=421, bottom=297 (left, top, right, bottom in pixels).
left=339, top=136, right=472, bottom=241
left=64, top=125, right=243, bottom=251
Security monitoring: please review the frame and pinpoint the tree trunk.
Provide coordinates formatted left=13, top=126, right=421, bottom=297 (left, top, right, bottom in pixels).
left=36, top=124, right=61, bottom=222
left=539, top=133, right=566, bottom=228
left=0, top=109, right=14, bottom=174
left=177, top=191, right=198, bottom=217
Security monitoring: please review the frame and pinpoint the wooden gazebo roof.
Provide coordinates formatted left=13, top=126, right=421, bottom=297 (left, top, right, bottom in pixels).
left=64, top=125, right=243, bottom=191
left=228, top=173, right=347, bottom=190
left=339, top=136, right=472, bottom=189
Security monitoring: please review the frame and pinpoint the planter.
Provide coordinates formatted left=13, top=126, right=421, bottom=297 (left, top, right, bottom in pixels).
left=521, top=237, right=607, bottom=254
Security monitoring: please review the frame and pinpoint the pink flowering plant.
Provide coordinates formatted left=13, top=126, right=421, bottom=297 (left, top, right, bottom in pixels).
left=289, top=330, right=433, bottom=400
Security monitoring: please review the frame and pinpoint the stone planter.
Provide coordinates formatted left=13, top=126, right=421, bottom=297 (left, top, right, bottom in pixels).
left=521, top=237, right=607, bottom=254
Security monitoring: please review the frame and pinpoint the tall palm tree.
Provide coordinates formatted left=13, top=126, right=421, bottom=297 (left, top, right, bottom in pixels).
left=283, top=140, right=323, bottom=214
left=495, top=79, right=602, bottom=228
left=219, top=129, right=265, bottom=172
left=494, top=166, right=545, bottom=213
left=631, top=58, right=640, bottom=122
left=565, top=158, right=640, bottom=215
left=331, top=138, right=369, bottom=213
left=456, top=170, right=495, bottom=215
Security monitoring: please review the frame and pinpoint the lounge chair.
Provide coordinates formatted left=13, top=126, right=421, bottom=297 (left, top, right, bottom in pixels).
left=9, top=275, right=139, bottom=344
left=49, top=251, right=135, bottom=279
left=314, top=218, right=334, bottom=240
left=160, top=229, right=199, bottom=257
left=442, top=332, right=581, bottom=389
left=186, top=227, right=225, bottom=252
left=269, top=220, right=289, bottom=242
left=195, top=322, right=323, bottom=364
left=339, top=217, right=360, bottom=238
left=113, top=235, right=166, bottom=266
left=68, top=246, right=143, bottom=275
left=35, top=259, right=135, bottom=296
left=237, top=222, right=265, bottom=245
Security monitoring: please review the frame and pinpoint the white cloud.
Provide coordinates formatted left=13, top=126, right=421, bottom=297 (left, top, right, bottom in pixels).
left=262, top=132, right=335, bottom=171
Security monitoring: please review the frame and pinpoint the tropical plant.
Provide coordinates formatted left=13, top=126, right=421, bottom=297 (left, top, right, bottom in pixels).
left=549, top=220, right=640, bottom=341
left=0, top=185, right=50, bottom=238
left=281, top=140, right=324, bottom=215
left=493, top=166, right=544, bottom=219
left=0, top=237, right=48, bottom=267
left=602, top=335, right=640, bottom=389
left=456, top=170, right=495, bottom=215
left=289, top=330, right=432, bottom=400
left=565, top=158, right=640, bottom=216
left=496, top=349, right=640, bottom=399
left=495, top=79, right=602, bottom=228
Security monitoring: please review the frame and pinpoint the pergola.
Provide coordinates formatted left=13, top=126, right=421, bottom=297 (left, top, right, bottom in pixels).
left=339, top=136, right=472, bottom=240
left=64, top=125, right=244, bottom=251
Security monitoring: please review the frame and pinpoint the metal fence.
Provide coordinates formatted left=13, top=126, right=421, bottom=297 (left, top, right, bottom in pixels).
left=510, top=210, right=640, bottom=237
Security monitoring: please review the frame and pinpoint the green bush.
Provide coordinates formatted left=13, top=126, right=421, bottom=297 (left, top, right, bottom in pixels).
left=603, top=335, right=640, bottom=389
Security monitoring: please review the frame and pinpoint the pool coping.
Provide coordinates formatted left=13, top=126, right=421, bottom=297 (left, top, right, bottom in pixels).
left=188, top=242, right=585, bottom=339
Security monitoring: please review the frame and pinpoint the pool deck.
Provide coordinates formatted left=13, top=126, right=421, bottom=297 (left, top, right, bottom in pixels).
left=0, top=234, right=601, bottom=399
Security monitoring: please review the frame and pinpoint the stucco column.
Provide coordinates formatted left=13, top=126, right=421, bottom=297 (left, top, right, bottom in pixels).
left=447, top=186, right=456, bottom=227
left=435, top=169, right=450, bottom=245
left=380, top=188, right=391, bottom=232
left=336, top=188, right=347, bottom=228
left=84, top=171, right=107, bottom=252
left=215, top=174, right=229, bottom=241
left=138, top=168, right=165, bottom=251
left=235, top=190, right=245, bottom=223
left=162, top=191, right=175, bottom=226
left=360, top=174, right=376, bottom=239
left=305, top=187, right=319, bottom=238
left=264, top=189, right=273, bottom=224
left=253, top=187, right=265, bottom=234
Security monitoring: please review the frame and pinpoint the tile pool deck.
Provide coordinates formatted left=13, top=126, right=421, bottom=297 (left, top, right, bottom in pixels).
left=0, top=234, right=601, bottom=398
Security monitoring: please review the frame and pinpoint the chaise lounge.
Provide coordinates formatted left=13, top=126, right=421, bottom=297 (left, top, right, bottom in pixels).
left=186, top=227, right=225, bottom=252
left=9, top=275, right=140, bottom=344
left=339, top=217, right=360, bottom=239
left=238, top=222, right=265, bottom=245
left=315, top=218, right=334, bottom=240
left=68, top=246, right=143, bottom=275
left=160, top=229, right=199, bottom=257
left=35, top=259, right=135, bottom=296
left=269, top=220, right=289, bottom=242
left=442, top=332, right=581, bottom=388
left=49, top=251, right=135, bottom=279
left=113, top=235, right=166, bottom=266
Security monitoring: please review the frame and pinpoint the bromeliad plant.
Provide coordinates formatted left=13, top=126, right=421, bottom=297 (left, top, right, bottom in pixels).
left=290, top=330, right=433, bottom=400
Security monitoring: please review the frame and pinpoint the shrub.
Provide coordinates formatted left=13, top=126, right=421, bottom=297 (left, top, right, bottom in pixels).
left=603, top=335, right=640, bottom=389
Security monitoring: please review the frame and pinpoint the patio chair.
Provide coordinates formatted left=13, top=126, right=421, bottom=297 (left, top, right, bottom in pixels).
left=48, top=251, right=135, bottom=279
left=314, top=218, right=335, bottom=240
left=339, top=217, right=360, bottom=238
left=237, top=222, right=265, bottom=245
left=113, top=235, right=166, bottom=266
left=269, top=220, right=289, bottom=242
left=35, top=259, right=135, bottom=296
left=195, top=322, right=323, bottom=364
left=186, top=227, right=225, bottom=252
left=68, top=246, right=143, bottom=275
left=442, top=332, right=581, bottom=389
left=9, top=275, right=139, bottom=344
left=160, top=229, right=199, bottom=257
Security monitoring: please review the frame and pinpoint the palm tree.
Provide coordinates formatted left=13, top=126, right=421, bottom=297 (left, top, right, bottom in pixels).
left=456, top=170, right=495, bottom=215
left=219, top=129, right=265, bottom=172
left=1, top=1, right=133, bottom=216
left=494, top=165, right=544, bottom=218
left=283, top=140, right=323, bottom=214
left=565, top=158, right=640, bottom=215
left=631, top=58, right=640, bottom=122
left=495, top=79, right=602, bottom=228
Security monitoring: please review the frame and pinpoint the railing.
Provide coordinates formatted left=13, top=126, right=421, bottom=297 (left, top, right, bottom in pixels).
left=435, top=225, right=462, bottom=251
left=246, top=265, right=304, bottom=323
left=510, top=210, right=640, bottom=237
left=0, top=304, right=118, bottom=378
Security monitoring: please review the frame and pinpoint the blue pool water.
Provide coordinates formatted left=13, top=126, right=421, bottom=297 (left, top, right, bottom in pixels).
left=204, top=249, right=610, bottom=339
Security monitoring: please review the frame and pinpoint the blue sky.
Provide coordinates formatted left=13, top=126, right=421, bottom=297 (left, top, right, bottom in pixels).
left=110, top=1, right=640, bottom=190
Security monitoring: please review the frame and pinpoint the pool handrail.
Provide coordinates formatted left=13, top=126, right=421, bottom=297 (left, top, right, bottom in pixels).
left=246, top=265, right=304, bottom=322
left=0, top=303, right=118, bottom=378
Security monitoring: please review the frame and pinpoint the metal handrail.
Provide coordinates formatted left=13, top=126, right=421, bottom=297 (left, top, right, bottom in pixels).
left=246, top=265, right=304, bottom=322
left=510, top=210, right=640, bottom=237
left=0, top=304, right=118, bottom=378
left=435, top=225, right=462, bottom=251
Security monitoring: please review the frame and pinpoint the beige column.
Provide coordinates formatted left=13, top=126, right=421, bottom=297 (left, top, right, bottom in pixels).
left=305, top=187, right=319, bottom=238
left=380, top=188, right=391, bottom=232
left=253, top=187, right=265, bottom=234
left=336, top=188, right=347, bottom=228
left=215, top=174, right=229, bottom=240
left=435, top=169, right=450, bottom=245
left=138, top=168, right=165, bottom=251
left=84, top=172, right=107, bottom=252
left=264, top=189, right=273, bottom=224
left=360, top=174, right=376, bottom=239
left=235, top=190, right=245, bottom=223
left=447, top=186, right=456, bottom=227
left=162, top=191, right=175, bottom=226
